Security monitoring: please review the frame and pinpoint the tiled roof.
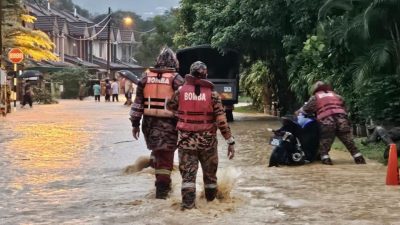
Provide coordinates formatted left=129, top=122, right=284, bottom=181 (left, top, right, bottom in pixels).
left=25, top=2, right=48, bottom=16
left=56, top=17, right=68, bottom=33
left=34, top=16, right=58, bottom=33
left=120, top=30, right=135, bottom=43
left=94, top=26, right=112, bottom=40
left=113, top=27, right=120, bottom=41
left=68, top=22, right=88, bottom=37
left=62, top=10, right=93, bottom=24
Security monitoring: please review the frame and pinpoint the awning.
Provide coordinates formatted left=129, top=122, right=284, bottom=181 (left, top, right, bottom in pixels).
left=19, top=70, right=43, bottom=78
left=24, top=60, right=69, bottom=73
left=92, top=56, right=144, bottom=72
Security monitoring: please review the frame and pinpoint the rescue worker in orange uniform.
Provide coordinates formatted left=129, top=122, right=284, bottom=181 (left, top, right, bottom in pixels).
left=299, top=81, right=366, bottom=165
left=129, top=47, right=184, bottom=199
left=167, top=61, right=235, bottom=210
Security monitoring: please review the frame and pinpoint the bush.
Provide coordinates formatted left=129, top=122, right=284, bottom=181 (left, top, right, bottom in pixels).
left=32, top=87, right=57, bottom=104
left=51, top=68, right=92, bottom=99
left=240, top=61, right=274, bottom=111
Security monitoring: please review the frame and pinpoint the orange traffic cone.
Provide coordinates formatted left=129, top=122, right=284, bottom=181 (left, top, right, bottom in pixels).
left=386, top=144, right=399, bottom=185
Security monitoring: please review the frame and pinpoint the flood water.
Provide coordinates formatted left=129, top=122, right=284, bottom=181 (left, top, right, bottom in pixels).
left=1, top=99, right=400, bottom=225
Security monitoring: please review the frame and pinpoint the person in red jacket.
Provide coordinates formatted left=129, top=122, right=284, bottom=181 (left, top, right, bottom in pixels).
left=130, top=47, right=184, bottom=199
left=167, top=61, right=235, bottom=210
left=299, top=81, right=366, bottom=165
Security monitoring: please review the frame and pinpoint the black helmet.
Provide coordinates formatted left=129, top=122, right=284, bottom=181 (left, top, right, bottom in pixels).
left=155, top=47, right=179, bottom=69
left=190, top=61, right=207, bottom=79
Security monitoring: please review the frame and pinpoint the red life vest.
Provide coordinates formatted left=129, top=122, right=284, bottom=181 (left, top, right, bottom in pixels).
left=143, top=70, right=176, bottom=118
left=315, top=91, right=347, bottom=120
left=177, top=75, right=215, bottom=132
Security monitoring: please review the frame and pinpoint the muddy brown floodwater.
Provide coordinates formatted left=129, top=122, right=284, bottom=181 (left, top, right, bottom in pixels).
left=1, top=99, right=400, bottom=225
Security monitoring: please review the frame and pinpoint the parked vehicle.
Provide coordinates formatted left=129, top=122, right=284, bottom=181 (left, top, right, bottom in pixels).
left=177, top=45, right=240, bottom=121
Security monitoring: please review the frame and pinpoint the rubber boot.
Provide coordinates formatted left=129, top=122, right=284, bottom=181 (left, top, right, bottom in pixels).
left=156, top=183, right=171, bottom=199
left=321, top=158, right=333, bottom=165
left=205, top=188, right=217, bottom=202
left=181, top=191, right=196, bottom=210
left=354, top=155, right=366, bottom=164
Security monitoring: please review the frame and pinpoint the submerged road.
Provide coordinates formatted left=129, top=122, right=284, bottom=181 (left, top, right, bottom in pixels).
left=0, top=98, right=399, bottom=225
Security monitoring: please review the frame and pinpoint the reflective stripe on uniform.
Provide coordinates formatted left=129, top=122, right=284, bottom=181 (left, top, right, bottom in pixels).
left=321, top=155, right=330, bottom=160
left=155, top=169, right=171, bottom=175
left=204, top=183, right=217, bottom=189
left=182, top=182, right=196, bottom=189
left=353, top=153, right=362, bottom=158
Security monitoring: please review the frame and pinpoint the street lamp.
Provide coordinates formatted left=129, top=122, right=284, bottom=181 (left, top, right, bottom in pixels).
left=123, top=17, right=133, bottom=27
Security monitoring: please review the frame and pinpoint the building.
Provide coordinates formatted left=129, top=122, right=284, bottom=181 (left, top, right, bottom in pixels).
left=24, top=1, right=144, bottom=77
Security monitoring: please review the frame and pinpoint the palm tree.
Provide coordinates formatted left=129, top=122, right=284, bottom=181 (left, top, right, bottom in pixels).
left=319, top=0, right=400, bottom=122
left=319, top=0, right=400, bottom=82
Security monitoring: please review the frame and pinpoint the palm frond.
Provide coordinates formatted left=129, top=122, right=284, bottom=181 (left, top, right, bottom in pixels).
left=352, top=40, right=394, bottom=85
left=319, top=0, right=356, bottom=20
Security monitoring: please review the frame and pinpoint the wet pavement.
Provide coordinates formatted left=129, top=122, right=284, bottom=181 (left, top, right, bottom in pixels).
left=1, top=98, right=400, bottom=225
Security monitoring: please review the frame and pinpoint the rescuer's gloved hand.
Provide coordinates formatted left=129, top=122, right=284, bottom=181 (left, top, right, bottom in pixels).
left=227, top=144, right=235, bottom=160
left=132, top=127, right=140, bottom=140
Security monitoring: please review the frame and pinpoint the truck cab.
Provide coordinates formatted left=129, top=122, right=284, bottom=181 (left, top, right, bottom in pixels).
left=176, top=45, right=240, bottom=121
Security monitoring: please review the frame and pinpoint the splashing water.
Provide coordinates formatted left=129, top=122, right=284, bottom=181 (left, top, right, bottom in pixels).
left=123, top=156, right=152, bottom=174
left=216, top=167, right=241, bottom=201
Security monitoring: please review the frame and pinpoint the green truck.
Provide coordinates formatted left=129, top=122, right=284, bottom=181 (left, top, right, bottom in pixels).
left=177, top=45, right=240, bottom=121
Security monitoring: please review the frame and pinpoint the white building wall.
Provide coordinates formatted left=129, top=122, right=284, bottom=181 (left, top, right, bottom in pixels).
left=117, top=45, right=123, bottom=61
left=92, top=41, right=100, bottom=58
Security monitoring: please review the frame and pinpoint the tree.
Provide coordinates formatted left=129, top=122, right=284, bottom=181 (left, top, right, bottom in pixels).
left=240, top=60, right=275, bottom=111
left=1, top=0, right=58, bottom=63
left=93, top=10, right=153, bottom=31
left=176, top=0, right=324, bottom=113
left=318, top=0, right=400, bottom=122
left=51, top=68, right=91, bottom=99
left=135, top=10, right=179, bottom=67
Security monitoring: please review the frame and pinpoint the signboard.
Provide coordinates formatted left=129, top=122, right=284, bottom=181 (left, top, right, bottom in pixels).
left=8, top=48, right=24, bottom=64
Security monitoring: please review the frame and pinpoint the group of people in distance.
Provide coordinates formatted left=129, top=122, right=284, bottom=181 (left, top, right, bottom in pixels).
left=91, top=77, right=134, bottom=105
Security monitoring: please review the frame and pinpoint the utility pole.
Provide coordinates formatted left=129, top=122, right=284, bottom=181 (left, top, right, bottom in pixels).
left=106, top=7, right=111, bottom=77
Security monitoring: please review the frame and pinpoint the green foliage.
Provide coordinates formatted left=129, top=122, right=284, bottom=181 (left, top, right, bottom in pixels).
left=234, top=105, right=262, bottom=114
left=287, top=35, right=330, bottom=103
left=356, top=74, right=400, bottom=123
left=32, top=87, right=56, bottom=104
left=93, top=10, right=153, bottom=32
left=240, top=60, right=273, bottom=110
left=175, top=0, right=400, bottom=121
left=1, top=0, right=58, bottom=62
left=135, top=10, right=179, bottom=67
left=51, top=68, right=91, bottom=99
left=175, top=0, right=326, bottom=113
left=332, top=138, right=388, bottom=164
left=313, top=0, right=400, bottom=123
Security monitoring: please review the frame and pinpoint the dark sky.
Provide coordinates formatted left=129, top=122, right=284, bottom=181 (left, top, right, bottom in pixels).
left=72, top=0, right=180, bottom=19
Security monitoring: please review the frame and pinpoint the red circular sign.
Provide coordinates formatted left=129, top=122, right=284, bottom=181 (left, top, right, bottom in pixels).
left=8, top=48, right=24, bottom=64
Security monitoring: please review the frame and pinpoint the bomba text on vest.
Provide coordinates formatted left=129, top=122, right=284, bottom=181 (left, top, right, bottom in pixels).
left=147, top=77, right=170, bottom=84
left=184, top=92, right=206, bottom=101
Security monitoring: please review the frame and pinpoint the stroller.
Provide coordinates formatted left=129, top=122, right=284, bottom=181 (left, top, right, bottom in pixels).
left=268, top=114, right=320, bottom=167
